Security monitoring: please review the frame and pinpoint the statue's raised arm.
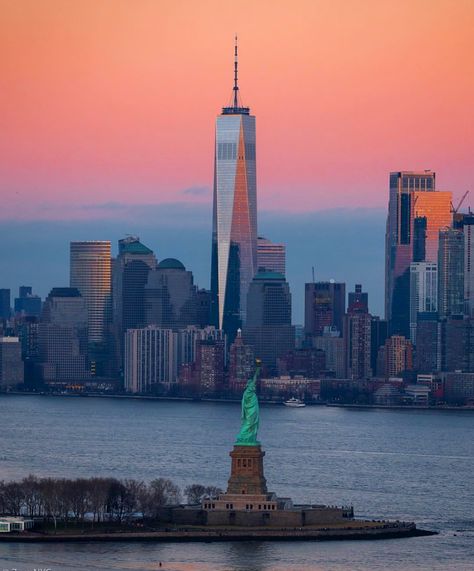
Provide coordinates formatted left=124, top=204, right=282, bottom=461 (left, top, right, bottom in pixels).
left=235, top=361, right=261, bottom=446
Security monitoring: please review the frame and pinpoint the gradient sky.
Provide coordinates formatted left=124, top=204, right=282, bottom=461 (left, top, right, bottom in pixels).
left=1, top=0, right=473, bottom=219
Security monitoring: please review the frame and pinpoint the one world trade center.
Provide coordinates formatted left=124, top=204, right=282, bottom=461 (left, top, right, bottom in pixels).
left=211, top=39, right=257, bottom=340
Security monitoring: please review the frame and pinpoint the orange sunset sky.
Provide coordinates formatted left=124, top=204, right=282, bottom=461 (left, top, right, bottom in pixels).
left=1, top=0, right=473, bottom=219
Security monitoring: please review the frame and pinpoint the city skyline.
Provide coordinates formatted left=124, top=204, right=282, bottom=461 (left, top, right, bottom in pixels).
left=1, top=1, right=473, bottom=221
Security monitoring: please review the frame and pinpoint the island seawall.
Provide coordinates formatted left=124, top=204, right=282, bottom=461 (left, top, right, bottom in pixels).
left=0, top=522, right=436, bottom=543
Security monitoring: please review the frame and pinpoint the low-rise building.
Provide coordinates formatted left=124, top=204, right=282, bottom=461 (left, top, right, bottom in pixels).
left=0, top=517, right=35, bottom=533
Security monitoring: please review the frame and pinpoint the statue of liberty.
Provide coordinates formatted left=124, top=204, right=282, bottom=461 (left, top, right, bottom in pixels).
left=235, top=359, right=261, bottom=446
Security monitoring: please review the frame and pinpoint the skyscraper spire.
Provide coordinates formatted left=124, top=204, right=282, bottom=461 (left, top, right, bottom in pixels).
left=233, top=35, right=239, bottom=108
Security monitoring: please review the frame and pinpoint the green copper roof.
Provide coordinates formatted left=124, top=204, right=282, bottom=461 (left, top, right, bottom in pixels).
left=120, top=241, right=153, bottom=255
left=158, top=258, right=185, bottom=270
left=253, top=271, right=285, bottom=281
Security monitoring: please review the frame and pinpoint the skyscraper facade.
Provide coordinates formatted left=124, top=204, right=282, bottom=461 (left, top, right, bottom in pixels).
left=145, top=258, right=199, bottom=330
left=409, top=262, right=438, bottom=344
left=243, top=271, right=294, bottom=374
left=112, top=236, right=157, bottom=337
left=304, top=281, right=346, bottom=337
left=0, top=337, right=24, bottom=387
left=0, top=289, right=11, bottom=320
left=456, top=214, right=474, bottom=316
left=211, top=40, right=257, bottom=339
left=438, top=228, right=464, bottom=318
left=257, top=236, right=286, bottom=275
left=70, top=241, right=112, bottom=344
left=38, top=288, right=90, bottom=382
left=343, top=285, right=371, bottom=380
left=385, top=171, right=451, bottom=336
left=124, top=326, right=178, bottom=393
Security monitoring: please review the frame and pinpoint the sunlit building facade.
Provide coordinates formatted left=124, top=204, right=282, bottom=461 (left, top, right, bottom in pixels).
left=70, top=241, right=112, bottom=344
left=385, top=171, right=451, bottom=336
left=257, top=236, right=286, bottom=276
left=211, top=40, right=257, bottom=340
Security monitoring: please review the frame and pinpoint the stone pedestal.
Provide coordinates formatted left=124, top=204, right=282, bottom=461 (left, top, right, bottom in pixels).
left=227, top=445, right=267, bottom=495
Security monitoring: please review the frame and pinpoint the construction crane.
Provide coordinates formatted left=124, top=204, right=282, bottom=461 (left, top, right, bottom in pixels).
left=451, top=190, right=470, bottom=215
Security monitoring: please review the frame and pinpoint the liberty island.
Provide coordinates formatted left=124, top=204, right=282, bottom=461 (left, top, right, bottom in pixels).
left=0, top=363, right=435, bottom=543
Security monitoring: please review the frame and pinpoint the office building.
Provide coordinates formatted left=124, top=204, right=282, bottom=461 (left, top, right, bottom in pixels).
left=370, top=317, right=388, bottom=376
left=313, top=327, right=346, bottom=378
left=348, top=284, right=368, bottom=314
left=113, top=236, right=157, bottom=336
left=196, top=289, right=212, bottom=328
left=0, top=289, right=11, bottom=320
left=14, top=286, right=42, bottom=318
left=145, top=258, right=199, bottom=330
left=210, top=39, right=258, bottom=339
left=257, top=236, right=286, bottom=275
left=70, top=241, right=112, bottom=344
left=409, top=262, right=438, bottom=344
left=414, top=313, right=441, bottom=373
left=243, top=271, right=295, bottom=374
left=305, top=281, right=346, bottom=337
left=0, top=337, right=24, bottom=387
left=385, top=171, right=451, bottom=336
left=442, top=316, right=472, bottom=372
left=38, top=288, right=90, bottom=382
left=438, top=228, right=464, bottom=318
left=124, top=326, right=178, bottom=393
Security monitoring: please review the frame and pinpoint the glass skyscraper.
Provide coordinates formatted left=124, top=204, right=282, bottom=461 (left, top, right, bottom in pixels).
left=211, top=39, right=257, bottom=339
left=385, top=171, right=451, bottom=336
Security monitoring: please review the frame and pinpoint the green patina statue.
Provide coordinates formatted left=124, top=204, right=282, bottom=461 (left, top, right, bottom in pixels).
left=235, top=360, right=261, bottom=446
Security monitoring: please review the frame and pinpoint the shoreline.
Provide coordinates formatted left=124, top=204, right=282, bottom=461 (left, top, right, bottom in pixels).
left=0, top=524, right=436, bottom=543
left=2, top=391, right=473, bottom=412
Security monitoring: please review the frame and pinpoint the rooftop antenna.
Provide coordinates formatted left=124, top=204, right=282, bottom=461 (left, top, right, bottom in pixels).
left=233, top=35, right=239, bottom=108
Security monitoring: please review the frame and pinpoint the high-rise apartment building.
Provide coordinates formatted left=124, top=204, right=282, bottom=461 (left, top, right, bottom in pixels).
left=370, top=317, right=388, bottom=376
left=455, top=212, right=474, bottom=317
left=229, top=329, right=254, bottom=389
left=385, top=171, right=451, bottom=336
left=409, top=262, right=438, bottom=344
left=455, top=213, right=474, bottom=316
left=210, top=39, right=257, bottom=339
left=382, top=335, right=413, bottom=379
left=257, top=236, right=286, bottom=276
left=305, top=281, right=346, bottom=337
left=438, top=228, right=464, bottom=318
left=243, top=271, right=295, bottom=374
left=124, top=326, right=178, bottom=393
left=176, top=325, right=226, bottom=371
left=194, top=338, right=226, bottom=395
left=344, top=313, right=372, bottom=379
left=70, top=241, right=112, bottom=344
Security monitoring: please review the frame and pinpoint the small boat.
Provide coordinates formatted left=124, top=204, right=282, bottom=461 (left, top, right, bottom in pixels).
left=283, top=397, right=306, bottom=408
